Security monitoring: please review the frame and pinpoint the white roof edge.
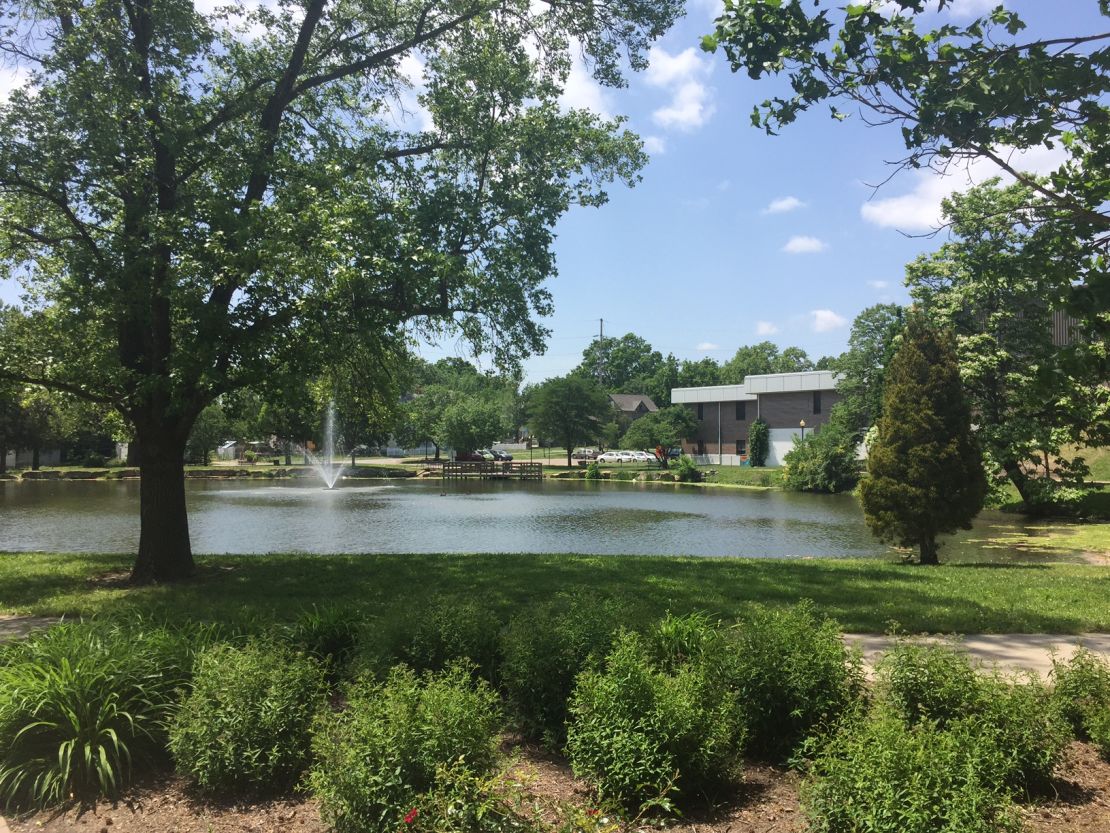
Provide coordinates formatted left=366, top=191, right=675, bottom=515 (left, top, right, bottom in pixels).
left=672, top=371, right=841, bottom=401
left=671, top=384, right=756, bottom=404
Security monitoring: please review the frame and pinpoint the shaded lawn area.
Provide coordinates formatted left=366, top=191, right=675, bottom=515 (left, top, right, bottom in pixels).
left=1, top=552, right=1108, bottom=634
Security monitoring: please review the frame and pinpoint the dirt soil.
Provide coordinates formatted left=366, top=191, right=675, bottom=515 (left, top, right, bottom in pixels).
left=7, top=741, right=1108, bottom=833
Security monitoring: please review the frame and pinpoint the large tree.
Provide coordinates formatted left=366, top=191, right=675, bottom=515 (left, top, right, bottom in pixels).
left=834, top=303, right=905, bottom=434
left=573, top=333, right=665, bottom=391
left=719, top=341, right=812, bottom=384
left=619, top=404, right=696, bottom=456
left=529, top=375, right=611, bottom=466
left=859, top=315, right=986, bottom=565
left=906, top=181, right=1108, bottom=506
left=0, top=0, right=679, bottom=582
left=704, top=0, right=1110, bottom=328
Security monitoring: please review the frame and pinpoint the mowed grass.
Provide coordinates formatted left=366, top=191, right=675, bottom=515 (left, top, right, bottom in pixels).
left=1, top=552, right=1108, bottom=635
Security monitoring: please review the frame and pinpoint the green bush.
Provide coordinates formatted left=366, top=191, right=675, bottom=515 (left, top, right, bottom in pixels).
left=584, top=461, right=601, bottom=480
left=310, top=664, right=501, bottom=833
left=671, top=455, right=702, bottom=483
left=647, top=611, right=720, bottom=671
left=0, top=621, right=200, bottom=810
left=876, top=640, right=982, bottom=727
left=372, top=600, right=503, bottom=683
left=566, top=631, right=745, bottom=813
left=499, top=594, right=625, bottom=744
left=722, top=603, right=863, bottom=761
left=1087, top=706, right=1110, bottom=761
left=1051, top=647, right=1110, bottom=738
left=81, top=451, right=108, bottom=467
left=747, top=419, right=769, bottom=467
left=781, top=408, right=861, bottom=494
left=284, top=604, right=362, bottom=681
left=878, top=640, right=1069, bottom=792
left=169, top=641, right=326, bottom=794
left=802, top=711, right=1021, bottom=833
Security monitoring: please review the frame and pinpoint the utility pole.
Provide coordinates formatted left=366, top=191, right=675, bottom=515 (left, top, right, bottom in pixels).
left=597, top=318, right=605, bottom=385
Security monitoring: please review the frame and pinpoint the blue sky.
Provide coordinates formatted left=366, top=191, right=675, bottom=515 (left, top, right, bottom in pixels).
left=1, top=0, right=1104, bottom=385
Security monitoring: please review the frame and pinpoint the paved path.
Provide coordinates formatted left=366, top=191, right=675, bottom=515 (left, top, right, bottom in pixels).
left=0, top=615, right=62, bottom=643
left=846, top=633, right=1110, bottom=679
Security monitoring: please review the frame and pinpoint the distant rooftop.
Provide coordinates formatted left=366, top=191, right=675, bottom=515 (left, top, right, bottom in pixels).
left=609, top=393, right=658, bottom=413
left=671, top=371, right=841, bottom=404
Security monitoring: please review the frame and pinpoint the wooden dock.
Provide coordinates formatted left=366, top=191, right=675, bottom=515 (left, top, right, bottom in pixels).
left=442, top=461, right=544, bottom=480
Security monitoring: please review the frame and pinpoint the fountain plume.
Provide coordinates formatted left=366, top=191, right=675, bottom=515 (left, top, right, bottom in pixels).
left=301, top=400, right=345, bottom=489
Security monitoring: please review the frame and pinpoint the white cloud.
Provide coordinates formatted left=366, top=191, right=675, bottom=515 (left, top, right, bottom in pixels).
left=755, top=321, right=779, bottom=336
left=716, top=179, right=731, bottom=192
left=782, top=235, right=828, bottom=254
left=868, top=280, right=889, bottom=290
left=682, top=196, right=711, bottom=210
left=696, top=342, right=720, bottom=352
left=0, top=65, right=31, bottom=102
left=690, top=0, right=725, bottom=21
left=642, top=135, right=666, bottom=154
left=860, top=144, right=1069, bottom=233
left=809, top=310, right=848, bottom=333
left=389, top=54, right=435, bottom=132
left=646, top=47, right=715, bottom=132
left=763, top=196, right=805, bottom=214
left=560, top=52, right=613, bottom=119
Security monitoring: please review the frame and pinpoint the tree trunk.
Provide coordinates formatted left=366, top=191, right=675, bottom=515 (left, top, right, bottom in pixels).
left=919, top=538, right=939, bottom=565
left=566, top=446, right=573, bottom=467
left=433, top=443, right=441, bottom=460
left=1003, top=460, right=1035, bottom=504
left=284, top=441, right=292, bottom=466
left=0, top=445, right=6, bottom=474
left=351, top=450, right=356, bottom=467
left=126, top=438, right=141, bottom=467
left=131, top=432, right=195, bottom=584
left=31, top=445, right=40, bottom=470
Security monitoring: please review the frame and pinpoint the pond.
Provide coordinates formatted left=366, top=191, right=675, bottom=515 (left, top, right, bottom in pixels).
left=0, top=478, right=1084, bottom=563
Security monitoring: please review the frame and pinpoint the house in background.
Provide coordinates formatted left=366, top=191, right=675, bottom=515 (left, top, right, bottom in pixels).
left=672, top=371, right=842, bottom=466
left=608, top=393, right=658, bottom=422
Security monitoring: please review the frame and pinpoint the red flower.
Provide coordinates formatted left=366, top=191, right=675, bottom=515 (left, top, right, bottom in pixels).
left=404, top=808, right=419, bottom=824
left=586, top=809, right=599, bottom=817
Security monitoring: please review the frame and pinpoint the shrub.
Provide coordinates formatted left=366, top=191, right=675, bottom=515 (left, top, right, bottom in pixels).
left=722, top=603, right=864, bottom=762
left=378, top=600, right=503, bottom=683
left=566, top=631, right=745, bottom=813
left=170, top=641, right=326, bottom=793
left=747, top=419, right=769, bottom=467
left=647, top=612, right=720, bottom=671
left=500, top=594, right=625, bottom=744
left=1051, top=647, right=1110, bottom=738
left=802, top=711, right=1021, bottom=833
left=781, top=407, right=861, bottom=494
left=81, top=451, right=108, bottom=467
left=671, top=455, right=702, bottom=483
left=284, top=605, right=362, bottom=681
left=0, top=621, right=199, bottom=810
left=877, top=640, right=1069, bottom=793
left=1087, top=706, right=1110, bottom=761
left=876, top=640, right=982, bottom=727
left=584, top=461, right=601, bottom=480
left=310, top=664, right=501, bottom=833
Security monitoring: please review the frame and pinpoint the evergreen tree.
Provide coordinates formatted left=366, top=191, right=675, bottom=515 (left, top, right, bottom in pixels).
left=859, top=315, right=986, bottom=565
left=747, top=419, right=769, bottom=467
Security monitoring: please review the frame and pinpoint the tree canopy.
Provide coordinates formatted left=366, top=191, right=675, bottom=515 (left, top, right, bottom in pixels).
left=0, top=0, right=681, bottom=581
left=528, top=375, right=610, bottom=466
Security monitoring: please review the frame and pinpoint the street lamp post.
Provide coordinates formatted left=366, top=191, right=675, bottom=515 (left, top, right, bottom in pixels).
left=800, top=419, right=806, bottom=440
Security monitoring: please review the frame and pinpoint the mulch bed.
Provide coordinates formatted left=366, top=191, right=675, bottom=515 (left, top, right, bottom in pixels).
left=8, top=741, right=1108, bottom=833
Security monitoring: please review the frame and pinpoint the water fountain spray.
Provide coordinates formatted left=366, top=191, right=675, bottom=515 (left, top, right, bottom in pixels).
left=301, top=400, right=345, bottom=489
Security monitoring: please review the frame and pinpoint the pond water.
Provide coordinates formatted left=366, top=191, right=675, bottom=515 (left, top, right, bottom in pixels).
left=0, top=478, right=1083, bottom=563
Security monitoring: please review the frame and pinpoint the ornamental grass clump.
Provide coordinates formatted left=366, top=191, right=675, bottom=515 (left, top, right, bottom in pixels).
left=721, top=602, right=864, bottom=762
left=499, top=593, right=625, bottom=745
left=566, top=630, right=745, bottom=814
left=372, top=599, right=503, bottom=683
left=0, top=620, right=200, bottom=811
left=284, top=604, right=363, bottom=683
left=169, top=641, right=327, bottom=794
left=309, top=663, right=501, bottom=833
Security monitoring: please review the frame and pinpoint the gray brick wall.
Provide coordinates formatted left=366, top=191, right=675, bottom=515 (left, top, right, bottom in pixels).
left=680, top=390, right=841, bottom=456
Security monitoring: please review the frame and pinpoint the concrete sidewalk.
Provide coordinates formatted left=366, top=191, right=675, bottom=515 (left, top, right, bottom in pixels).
left=846, top=633, right=1110, bottom=678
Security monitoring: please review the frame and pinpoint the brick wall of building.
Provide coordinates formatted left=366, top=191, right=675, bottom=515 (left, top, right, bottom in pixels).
left=680, top=390, right=842, bottom=457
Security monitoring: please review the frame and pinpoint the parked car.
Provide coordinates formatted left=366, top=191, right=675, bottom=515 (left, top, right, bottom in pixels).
left=488, top=448, right=513, bottom=461
left=571, top=448, right=600, bottom=461
left=632, top=450, right=655, bottom=463
left=666, top=447, right=683, bottom=460
left=597, top=451, right=624, bottom=463
left=455, top=450, right=494, bottom=462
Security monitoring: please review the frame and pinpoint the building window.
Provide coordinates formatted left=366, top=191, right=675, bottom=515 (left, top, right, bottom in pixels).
left=736, top=439, right=747, bottom=456
left=813, top=391, right=822, bottom=414
left=735, top=401, right=746, bottom=421
left=697, top=403, right=704, bottom=420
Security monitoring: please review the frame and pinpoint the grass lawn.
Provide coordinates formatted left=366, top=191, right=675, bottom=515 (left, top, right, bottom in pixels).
left=699, top=466, right=782, bottom=488
left=2, top=551, right=1108, bottom=635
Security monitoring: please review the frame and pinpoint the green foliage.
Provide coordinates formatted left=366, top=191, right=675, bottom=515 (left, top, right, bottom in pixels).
left=440, top=397, right=507, bottom=457
left=374, top=600, right=503, bottom=684
left=833, top=304, right=905, bottom=433
left=1088, top=706, right=1110, bottom=761
left=170, top=641, right=326, bottom=794
left=186, top=403, right=230, bottom=466
left=0, top=621, right=201, bottom=810
left=310, top=664, right=501, bottom=833
left=859, top=314, right=987, bottom=564
left=584, top=460, right=602, bottom=480
left=647, top=612, right=720, bottom=671
left=722, top=603, right=863, bottom=761
left=781, top=406, right=861, bottom=494
left=566, top=630, right=745, bottom=813
left=671, top=455, right=702, bottom=482
left=802, top=711, right=1021, bottom=833
left=500, top=594, right=625, bottom=744
left=1051, top=648, right=1110, bottom=739
left=877, top=641, right=1070, bottom=793
left=284, top=605, right=361, bottom=678
left=720, top=342, right=813, bottom=385
left=574, top=333, right=665, bottom=392
left=907, top=182, right=1109, bottom=509
left=747, top=418, right=769, bottom=467
left=619, top=406, right=696, bottom=452
left=529, top=376, right=612, bottom=466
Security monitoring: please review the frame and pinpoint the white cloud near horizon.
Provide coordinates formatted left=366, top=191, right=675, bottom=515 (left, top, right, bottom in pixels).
left=860, top=144, right=1068, bottom=233
left=763, top=196, right=805, bottom=214
left=809, top=310, right=847, bottom=333
left=755, top=321, right=779, bottom=336
left=559, top=48, right=613, bottom=119
left=646, top=46, right=715, bottom=132
left=782, top=235, right=828, bottom=254
left=868, top=280, right=889, bottom=290
left=696, top=342, right=721, bottom=351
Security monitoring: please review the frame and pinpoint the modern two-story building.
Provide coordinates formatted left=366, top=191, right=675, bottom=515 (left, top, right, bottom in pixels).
left=672, top=371, right=842, bottom=466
